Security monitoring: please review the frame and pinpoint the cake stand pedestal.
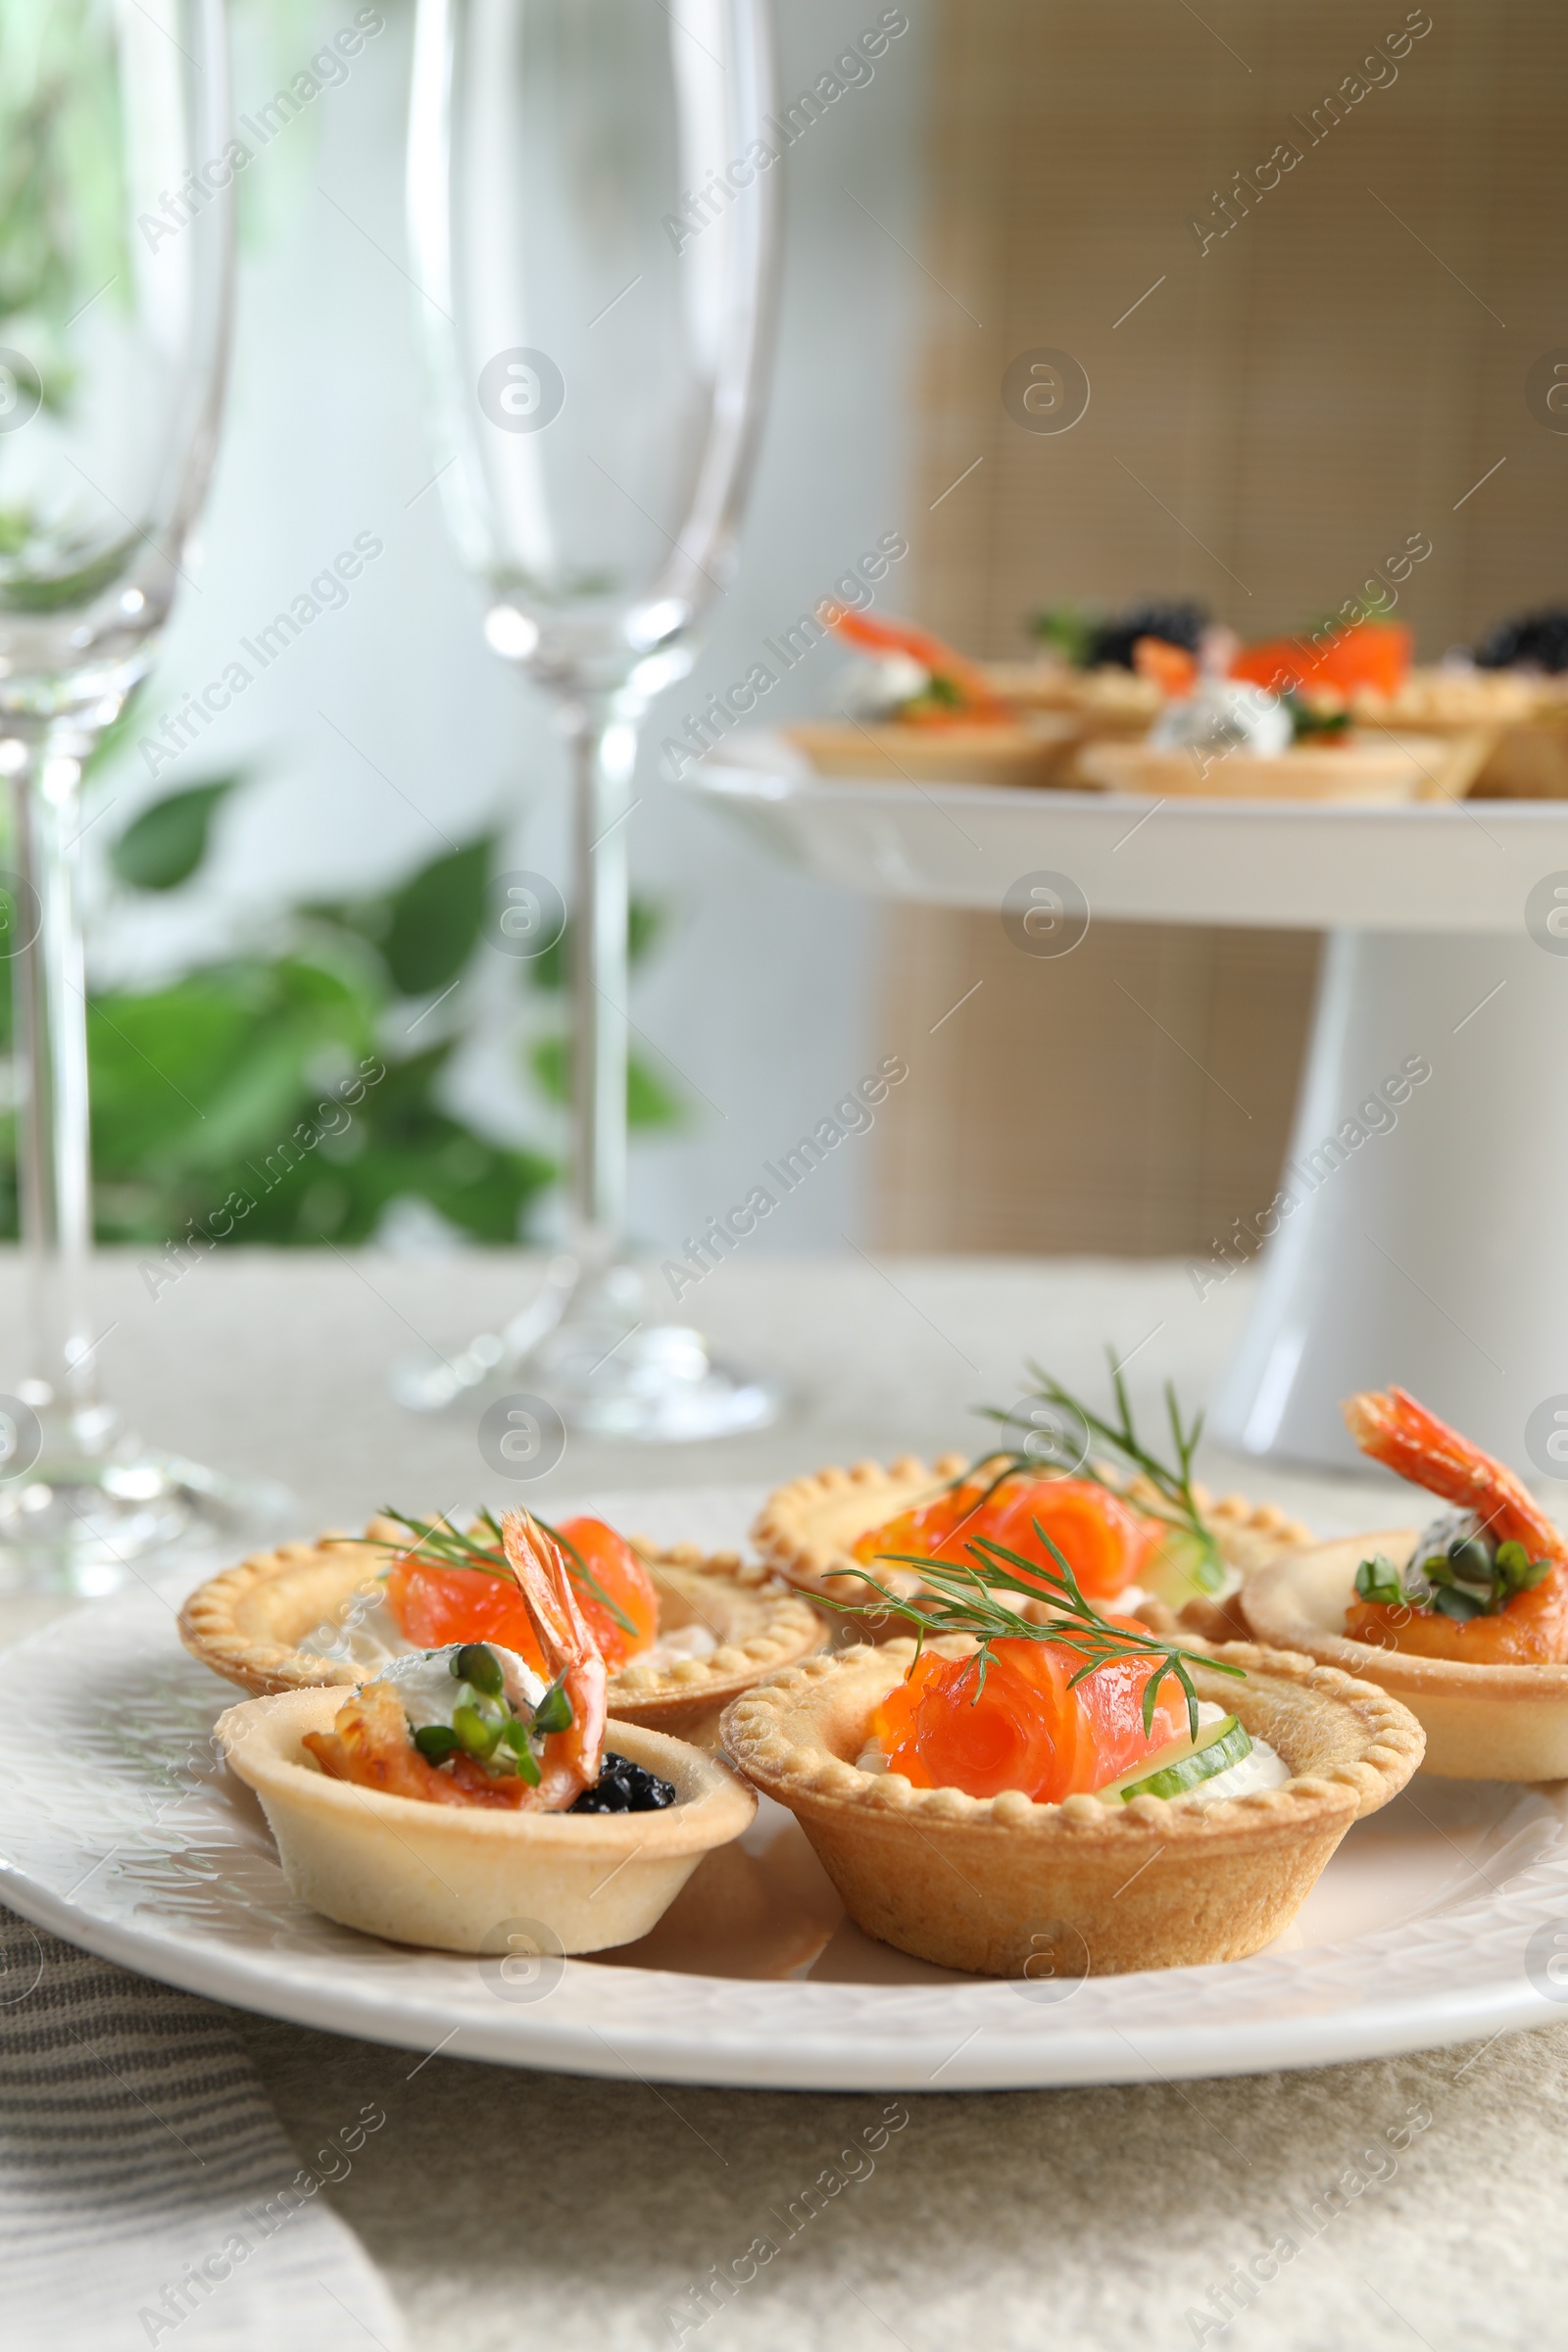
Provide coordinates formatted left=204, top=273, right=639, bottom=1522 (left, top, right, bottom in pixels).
left=1206, top=926, right=1568, bottom=1470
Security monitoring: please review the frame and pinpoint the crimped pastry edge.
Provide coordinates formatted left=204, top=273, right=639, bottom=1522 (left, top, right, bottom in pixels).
left=720, top=1636, right=1424, bottom=1837
left=177, top=1521, right=826, bottom=1722
left=752, top=1454, right=1314, bottom=1605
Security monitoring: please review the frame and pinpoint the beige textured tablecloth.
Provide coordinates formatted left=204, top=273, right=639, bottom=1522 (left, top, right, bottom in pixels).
left=2, top=1248, right=1564, bottom=2351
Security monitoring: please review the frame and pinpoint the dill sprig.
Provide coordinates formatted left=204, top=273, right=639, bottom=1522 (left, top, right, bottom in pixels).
left=352, top=1506, right=638, bottom=1639
left=822, top=1521, right=1241, bottom=1739
left=970, top=1349, right=1226, bottom=1593
left=358, top=1508, right=510, bottom=1577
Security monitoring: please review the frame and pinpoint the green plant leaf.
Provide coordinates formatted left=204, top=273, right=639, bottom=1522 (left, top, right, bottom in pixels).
left=0, top=806, right=575, bottom=1251
left=527, top=1035, right=683, bottom=1129
left=628, top=898, right=665, bottom=967
left=528, top=1035, right=568, bottom=1105
left=383, top=837, right=491, bottom=997
left=0, top=532, right=140, bottom=614
left=86, top=956, right=378, bottom=1176
left=110, top=780, right=238, bottom=891
left=628, top=1054, right=682, bottom=1128
left=530, top=897, right=666, bottom=992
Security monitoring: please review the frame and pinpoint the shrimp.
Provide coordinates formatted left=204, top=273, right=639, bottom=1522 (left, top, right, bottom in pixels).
left=1342, top=1387, right=1568, bottom=1662
left=305, top=1511, right=609, bottom=1810
left=1133, top=637, right=1199, bottom=699
left=499, top=1509, right=608, bottom=1808
left=304, top=1681, right=498, bottom=1804
left=1344, top=1388, right=1567, bottom=1564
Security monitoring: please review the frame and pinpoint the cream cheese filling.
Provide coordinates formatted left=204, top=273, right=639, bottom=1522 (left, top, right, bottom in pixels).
left=300, top=1589, right=717, bottom=1679
left=371, top=1643, right=548, bottom=1725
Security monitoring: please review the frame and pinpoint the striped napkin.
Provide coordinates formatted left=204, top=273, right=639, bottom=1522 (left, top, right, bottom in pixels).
left=0, top=1903, right=406, bottom=2352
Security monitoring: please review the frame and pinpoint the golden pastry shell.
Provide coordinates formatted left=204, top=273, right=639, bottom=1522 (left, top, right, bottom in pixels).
left=1076, top=732, right=1484, bottom=804
left=1242, top=1530, right=1568, bottom=1780
left=179, top=1520, right=826, bottom=1744
left=720, top=1638, right=1423, bottom=1977
left=787, top=717, right=1079, bottom=789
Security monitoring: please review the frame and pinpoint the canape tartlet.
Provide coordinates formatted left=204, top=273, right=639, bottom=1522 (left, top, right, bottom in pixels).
left=983, top=660, right=1162, bottom=735
left=1076, top=731, right=1479, bottom=803
left=1243, top=1386, right=1568, bottom=1779
left=1470, top=709, right=1568, bottom=800
left=721, top=1627, right=1421, bottom=1978
left=985, top=599, right=1202, bottom=743
left=180, top=1512, right=824, bottom=1744
left=755, top=1357, right=1312, bottom=1641
left=787, top=716, right=1079, bottom=789
left=756, top=1454, right=1309, bottom=1623
left=1355, top=666, right=1543, bottom=733
left=220, top=1513, right=755, bottom=1953
left=788, top=606, right=1082, bottom=789
left=223, top=1689, right=752, bottom=1954
left=1464, top=607, right=1568, bottom=797
left=1062, top=615, right=1494, bottom=802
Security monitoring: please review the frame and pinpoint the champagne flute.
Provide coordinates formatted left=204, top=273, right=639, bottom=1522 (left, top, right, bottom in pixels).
left=403, top=0, right=781, bottom=1438
left=0, top=0, right=272, bottom=1587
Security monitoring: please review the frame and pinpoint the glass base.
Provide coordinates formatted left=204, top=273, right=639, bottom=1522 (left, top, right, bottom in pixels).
left=0, top=1446, right=296, bottom=1597
left=390, top=1257, right=781, bottom=1442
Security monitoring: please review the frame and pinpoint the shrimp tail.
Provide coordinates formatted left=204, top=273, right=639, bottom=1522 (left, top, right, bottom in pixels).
left=305, top=1518, right=609, bottom=1811
left=500, top=1508, right=608, bottom=1805
left=1343, top=1386, right=1566, bottom=1564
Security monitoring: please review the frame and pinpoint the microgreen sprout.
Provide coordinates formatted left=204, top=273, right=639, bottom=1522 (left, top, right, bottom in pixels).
left=452, top=1642, right=504, bottom=1697
left=500, top=1719, right=542, bottom=1786
left=452, top=1702, right=502, bottom=1759
left=1354, top=1527, right=1554, bottom=1622
left=413, top=1723, right=459, bottom=1765
left=531, top=1679, right=574, bottom=1738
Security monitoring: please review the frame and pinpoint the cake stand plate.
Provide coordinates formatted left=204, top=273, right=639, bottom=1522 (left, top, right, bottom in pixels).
left=689, top=730, right=1568, bottom=933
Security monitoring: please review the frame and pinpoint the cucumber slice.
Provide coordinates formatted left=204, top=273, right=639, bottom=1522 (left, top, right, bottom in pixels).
left=1102, top=1714, right=1252, bottom=1803
left=1142, top=1527, right=1228, bottom=1604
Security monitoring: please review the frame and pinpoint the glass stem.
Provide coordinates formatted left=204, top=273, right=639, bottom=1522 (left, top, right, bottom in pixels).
left=7, top=735, right=102, bottom=1442
left=564, top=696, right=639, bottom=1279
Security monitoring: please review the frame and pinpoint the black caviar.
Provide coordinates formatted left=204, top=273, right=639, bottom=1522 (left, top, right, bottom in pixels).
left=1474, top=608, right=1568, bottom=672
left=569, top=1751, right=678, bottom=1814
left=1088, top=600, right=1208, bottom=670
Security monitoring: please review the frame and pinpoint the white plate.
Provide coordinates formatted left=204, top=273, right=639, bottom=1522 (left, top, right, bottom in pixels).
left=687, top=728, right=1566, bottom=932
left=4, top=1490, right=1568, bottom=2089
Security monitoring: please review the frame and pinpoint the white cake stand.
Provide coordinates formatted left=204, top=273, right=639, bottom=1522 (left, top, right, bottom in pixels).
left=688, top=731, right=1568, bottom=1477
